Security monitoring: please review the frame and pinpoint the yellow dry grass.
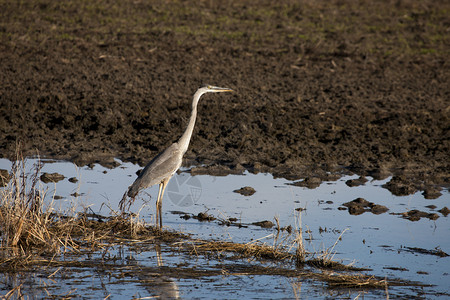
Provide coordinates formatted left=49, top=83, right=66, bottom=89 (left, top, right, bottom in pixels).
left=0, top=151, right=156, bottom=267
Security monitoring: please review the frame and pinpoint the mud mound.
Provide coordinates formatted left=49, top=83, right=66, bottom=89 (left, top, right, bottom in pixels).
left=0, top=0, right=448, bottom=190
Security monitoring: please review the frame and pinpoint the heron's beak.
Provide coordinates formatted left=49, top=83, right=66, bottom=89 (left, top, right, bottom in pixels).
left=214, top=87, right=234, bottom=92
left=207, top=85, right=233, bottom=92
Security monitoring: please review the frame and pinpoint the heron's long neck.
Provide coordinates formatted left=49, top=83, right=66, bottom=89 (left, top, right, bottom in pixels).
left=178, top=91, right=202, bottom=154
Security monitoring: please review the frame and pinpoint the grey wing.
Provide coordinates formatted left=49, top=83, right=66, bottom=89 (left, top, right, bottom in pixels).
left=127, top=143, right=183, bottom=198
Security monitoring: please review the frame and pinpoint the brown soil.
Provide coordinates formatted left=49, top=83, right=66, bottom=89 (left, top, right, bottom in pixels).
left=342, top=198, right=389, bottom=215
left=1, top=0, right=449, bottom=192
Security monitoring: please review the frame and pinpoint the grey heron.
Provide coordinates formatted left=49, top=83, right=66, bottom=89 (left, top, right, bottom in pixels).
left=120, top=85, right=234, bottom=229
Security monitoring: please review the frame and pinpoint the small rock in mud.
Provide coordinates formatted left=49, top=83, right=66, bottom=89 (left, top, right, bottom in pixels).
left=400, top=210, right=439, bottom=221
left=68, top=177, right=79, bottom=183
left=290, top=177, right=322, bottom=189
left=422, top=187, right=442, bottom=199
left=438, top=207, right=450, bottom=217
left=345, top=176, right=368, bottom=187
left=425, top=205, right=437, bottom=210
left=0, top=169, right=11, bottom=187
left=342, top=198, right=388, bottom=215
left=252, top=220, right=274, bottom=228
left=233, top=186, right=256, bottom=196
left=40, top=172, right=65, bottom=183
left=382, top=176, right=417, bottom=196
left=195, top=212, right=216, bottom=222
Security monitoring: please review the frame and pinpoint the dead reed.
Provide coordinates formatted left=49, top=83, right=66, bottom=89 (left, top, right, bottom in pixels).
left=176, top=239, right=294, bottom=261
left=0, top=151, right=156, bottom=267
left=306, top=228, right=353, bottom=270
left=293, top=211, right=306, bottom=265
left=171, top=236, right=398, bottom=290
left=316, top=272, right=388, bottom=289
left=0, top=154, right=61, bottom=257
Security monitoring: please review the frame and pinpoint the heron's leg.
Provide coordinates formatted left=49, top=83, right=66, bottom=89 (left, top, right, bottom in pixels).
left=156, top=182, right=164, bottom=229
left=158, top=177, right=170, bottom=229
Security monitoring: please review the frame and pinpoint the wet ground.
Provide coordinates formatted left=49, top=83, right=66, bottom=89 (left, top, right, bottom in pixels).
left=0, top=0, right=449, bottom=193
left=0, top=1, right=449, bottom=297
left=1, top=158, right=449, bottom=298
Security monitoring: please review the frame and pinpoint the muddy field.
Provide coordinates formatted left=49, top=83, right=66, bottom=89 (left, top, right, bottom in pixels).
left=0, top=0, right=449, bottom=192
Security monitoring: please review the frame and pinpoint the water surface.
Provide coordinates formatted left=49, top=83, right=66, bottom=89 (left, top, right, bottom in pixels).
left=0, top=158, right=448, bottom=299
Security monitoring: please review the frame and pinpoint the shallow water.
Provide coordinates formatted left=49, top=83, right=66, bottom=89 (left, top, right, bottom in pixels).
left=0, top=158, right=449, bottom=299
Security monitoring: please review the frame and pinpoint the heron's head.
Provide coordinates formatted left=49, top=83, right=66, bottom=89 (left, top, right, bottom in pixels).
left=192, top=85, right=233, bottom=106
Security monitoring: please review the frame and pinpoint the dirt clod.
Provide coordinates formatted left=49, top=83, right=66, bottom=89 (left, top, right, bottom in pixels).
left=345, top=177, right=368, bottom=187
left=40, top=172, right=65, bottom=183
left=0, top=169, right=10, bottom=187
left=194, top=212, right=216, bottom=222
left=438, top=207, right=450, bottom=217
left=342, top=198, right=388, bottom=215
left=399, top=210, right=440, bottom=221
left=252, top=220, right=274, bottom=228
left=68, top=177, right=79, bottom=183
left=233, top=186, right=256, bottom=196
left=404, top=247, right=449, bottom=257
left=382, top=176, right=418, bottom=196
left=290, top=177, right=322, bottom=189
left=370, top=205, right=389, bottom=215
left=422, top=187, right=442, bottom=199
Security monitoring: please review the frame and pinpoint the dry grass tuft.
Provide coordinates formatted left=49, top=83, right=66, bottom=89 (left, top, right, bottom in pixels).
left=293, top=211, right=306, bottom=265
left=171, top=237, right=396, bottom=291
left=316, top=272, right=388, bottom=289
left=0, top=151, right=164, bottom=267
left=177, top=239, right=294, bottom=261
left=0, top=153, right=61, bottom=258
left=306, top=228, right=355, bottom=270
